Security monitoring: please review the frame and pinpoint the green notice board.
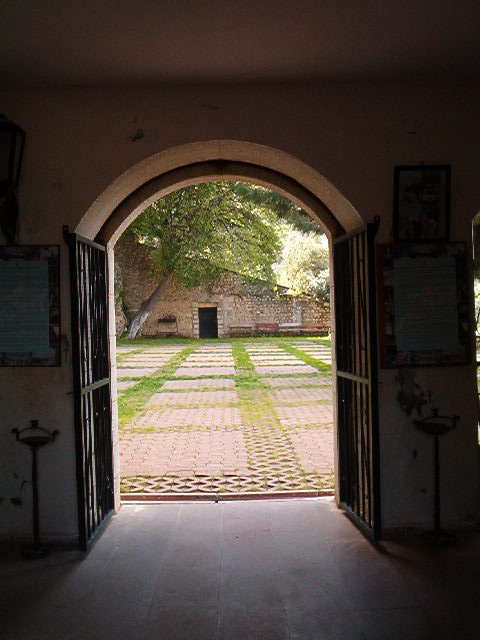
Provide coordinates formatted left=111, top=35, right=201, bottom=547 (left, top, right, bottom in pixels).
left=377, top=243, right=470, bottom=367
left=0, top=246, right=60, bottom=366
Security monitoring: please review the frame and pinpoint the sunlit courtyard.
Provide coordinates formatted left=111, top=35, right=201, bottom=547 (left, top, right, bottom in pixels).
left=117, top=336, right=334, bottom=495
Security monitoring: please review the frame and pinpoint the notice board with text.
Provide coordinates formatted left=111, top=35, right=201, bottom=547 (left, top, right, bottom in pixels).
left=0, top=245, right=60, bottom=366
left=377, top=243, right=469, bottom=367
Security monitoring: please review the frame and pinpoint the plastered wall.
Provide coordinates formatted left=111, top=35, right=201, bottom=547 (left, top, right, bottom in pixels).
left=1, top=80, right=479, bottom=541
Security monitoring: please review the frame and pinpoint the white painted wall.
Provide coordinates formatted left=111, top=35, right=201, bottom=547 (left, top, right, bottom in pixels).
left=1, top=80, right=479, bottom=540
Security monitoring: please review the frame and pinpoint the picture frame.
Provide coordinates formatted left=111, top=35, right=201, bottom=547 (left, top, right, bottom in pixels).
left=0, top=245, right=61, bottom=366
left=393, top=165, right=450, bottom=242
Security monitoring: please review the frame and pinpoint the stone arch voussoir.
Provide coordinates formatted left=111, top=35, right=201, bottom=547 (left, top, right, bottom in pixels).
left=76, top=140, right=363, bottom=243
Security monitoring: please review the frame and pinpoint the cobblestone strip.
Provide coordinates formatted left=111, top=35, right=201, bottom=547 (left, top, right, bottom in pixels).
left=117, top=367, right=158, bottom=378
left=254, top=364, right=318, bottom=375
left=162, top=378, right=236, bottom=390
left=232, top=341, right=309, bottom=491
left=146, top=389, right=240, bottom=406
left=132, top=407, right=243, bottom=429
left=275, top=404, right=333, bottom=426
left=173, top=366, right=236, bottom=377
left=268, top=387, right=332, bottom=403
left=262, top=375, right=331, bottom=388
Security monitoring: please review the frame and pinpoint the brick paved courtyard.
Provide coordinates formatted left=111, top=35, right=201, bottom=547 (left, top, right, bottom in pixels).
left=116, top=337, right=334, bottom=495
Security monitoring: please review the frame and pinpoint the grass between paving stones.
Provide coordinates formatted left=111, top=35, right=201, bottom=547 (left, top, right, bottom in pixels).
left=277, top=339, right=332, bottom=373
left=117, top=342, right=199, bottom=429
left=231, top=340, right=264, bottom=387
left=115, top=347, right=146, bottom=364
left=232, top=342, right=308, bottom=489
left=232, top=341, right=271, bottom=423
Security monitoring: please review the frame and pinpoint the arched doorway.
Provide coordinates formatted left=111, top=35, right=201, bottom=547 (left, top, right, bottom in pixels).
left=67, top=141, right=380, bottom=549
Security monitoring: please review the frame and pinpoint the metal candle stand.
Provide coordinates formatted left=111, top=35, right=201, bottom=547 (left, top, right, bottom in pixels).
left=12, top=420, right=59, bottom=558
left=413, top=409, right=458, bottom=545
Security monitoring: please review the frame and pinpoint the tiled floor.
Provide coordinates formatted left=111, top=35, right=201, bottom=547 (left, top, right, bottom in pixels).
left=2, top=499, right=479, bottom=640
left=118, top=339, right=334, bottom=494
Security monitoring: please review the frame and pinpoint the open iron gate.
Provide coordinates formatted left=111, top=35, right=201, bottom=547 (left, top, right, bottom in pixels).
left=64, top=227, right=114, bottom=551
left=333, top=217, right=381, bottom=539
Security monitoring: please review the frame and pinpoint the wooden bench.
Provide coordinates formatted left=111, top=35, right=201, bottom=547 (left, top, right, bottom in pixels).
left=230, top=324, right=254, bottom=336
left=255, top=322, right=279, bottom=335
left=278, top=322, right=302, bottom=335
left=300, top=323, right=330, bottom=336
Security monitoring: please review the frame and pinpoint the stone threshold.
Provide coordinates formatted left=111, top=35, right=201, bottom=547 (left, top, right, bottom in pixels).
left=121, top=489, right=335, bottom=502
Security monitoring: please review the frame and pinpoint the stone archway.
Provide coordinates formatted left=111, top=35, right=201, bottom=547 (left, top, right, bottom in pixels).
left=77, top=140, right=363, bottom=241
left=74, top=140, right=367, bottom=511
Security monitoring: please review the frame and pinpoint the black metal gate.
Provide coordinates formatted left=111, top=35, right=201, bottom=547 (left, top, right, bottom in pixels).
left=333, top=217, right=381, bottom=539
left=64, top=227, right=114, bottom=551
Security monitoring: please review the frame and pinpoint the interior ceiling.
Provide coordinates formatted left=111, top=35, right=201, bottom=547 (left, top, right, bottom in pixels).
left=1, top=0, right=480, bottom=88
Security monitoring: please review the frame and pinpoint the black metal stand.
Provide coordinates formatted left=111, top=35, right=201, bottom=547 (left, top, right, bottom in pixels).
left=12, top=420, right=59, bottom=558
left=414, top=410, right=458, bottom=546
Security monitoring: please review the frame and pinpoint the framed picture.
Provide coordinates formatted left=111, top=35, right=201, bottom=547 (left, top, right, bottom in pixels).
left=0, top=245, right=60, bottom=366
left=393, top=165, right=450, bottom=242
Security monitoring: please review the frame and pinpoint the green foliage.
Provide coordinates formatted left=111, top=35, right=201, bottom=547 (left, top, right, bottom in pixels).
left=474, top=278, right=480, bottom=332
left=473, top=211, right=480, bottom=279
left=472, top=213, right=480, bottom=332
left=232, top=183, right=323, bottom=234
left=127, top=181, right=283, bottom=288
left=275, top=227, right=330, bottom=301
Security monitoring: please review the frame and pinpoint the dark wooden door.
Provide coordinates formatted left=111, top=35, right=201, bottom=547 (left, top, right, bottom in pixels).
left=198, top=307, right=218, bottom=338
left=333, top=217, right=381, bottom=539
left=64, top=227, right=114, bottom=551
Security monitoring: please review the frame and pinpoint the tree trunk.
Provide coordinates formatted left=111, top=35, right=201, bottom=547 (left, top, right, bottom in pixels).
left=127, top=271, right=173, bottom=338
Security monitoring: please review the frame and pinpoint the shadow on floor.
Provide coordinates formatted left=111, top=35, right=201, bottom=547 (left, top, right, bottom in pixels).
left=1, top=498, right=479, bottom=640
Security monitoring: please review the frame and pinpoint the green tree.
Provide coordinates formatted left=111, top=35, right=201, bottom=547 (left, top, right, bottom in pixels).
left=473, top=212, right=480, bottom=279
left=275, top=227, right=330, bottom=301
left=472, top=213, right=480, bottom=335
left=232, top=182, right=323, bottom=234
left=123, top=181, right=282, bottom=337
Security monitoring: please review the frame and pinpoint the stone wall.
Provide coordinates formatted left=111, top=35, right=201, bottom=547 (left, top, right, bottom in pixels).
left=115, top=235, right=330, bottom=337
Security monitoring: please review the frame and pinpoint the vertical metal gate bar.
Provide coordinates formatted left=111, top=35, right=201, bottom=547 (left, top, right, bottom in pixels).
left=367, top=221, right=381, bottom=538
left=355, top=233, right=366, bottom=522
left=334, top=241, right=344, bottom=500
left=64, top=227, right=114, bottom=551
left=338, top=241, right=345, bottom=502
left=348, top=237, right=357, bottom=516
left=67, top=232, right=88, bottom=549
left=346, top=240, right=354, bottom=510
left=347, top=238, right=352, bottom=373
left=352, top=236, right=360, bottom=517
left=334, top=218, right=381, bottom=539
left=341, top=241, right=351, bottom=508
left=87, top=393, right=95, bottom=534
left=360, top=231, right=371, bottom=527
left=346, top=239, right=353, bottom=513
